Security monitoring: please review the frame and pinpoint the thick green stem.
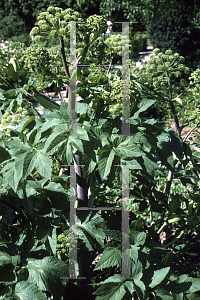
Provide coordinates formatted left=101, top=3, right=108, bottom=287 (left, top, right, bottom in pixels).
left=106, top=56, right=113, bottom=77
left=158, top=170, right=173, bottom=230
left=158, top=78, right=179, bottom=231
left=59, top=36, right=70, bottom=79
left=139, top=82, right=168, bottom=101
left=74, top=157, right=91, bottom=298
left=167, top=74, right=179, bottom=130
left=169, top=101, right=179, bottom=131
left=59, top=32, right=91, bottom=297
left=183, top=124, right=199, bottom=142
left=74, top=155, right=88, bottom=206
left=177, top=81, right=200, bottom=98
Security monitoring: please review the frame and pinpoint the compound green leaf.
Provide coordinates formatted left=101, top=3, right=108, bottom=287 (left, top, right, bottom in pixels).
left=131, top=231, right=146, bottom=246
left=178, top=276, right=200, bottom=293
left=75, top=212, right=106, bottom=250
left=77, top=125, right=89, bottom=141
left=14, top=150, right=29, bottom=191
left=116, top=138, right=143, bottom=158
left=47, top=226, right=57, bottom=256
left=3, top=161, right=15, bottom=192
left=130, top=99, right=156, bottom=120
left=43, top=182, right=68, bottom=210
left=34, top=152, right=52, bottom=180
left=130, top=245, right=139, bottom=263
left=186, top=293, right=200, bottom=300
left=33, top=93, right=60, bottom=111
left=98, top=148, right=115, bottom=180
left=156, top=131, right=174, bottom=171
left=39, top=119, right=63, bottom=134
left=172, top=292, right=183, bottom=300
left=155, top=287, right=173, bottom=300
left=149, top=267, right=170, bottom=289
left=23, top=151, right=37, bottom=178
left=104, top=230, right=122, bottom=242
left=14, top=281, right=47, bottom=300
left=0, top=254, right=16, bottom=285
left=131, top=260, right=143, bottom=280
left=4, top=138, right=24, bottom=156
left=76, top=221, right=105, bottom=249
left=60, top=100, right=69, bottom=121
left=20, top=116, right=35, bottom=133
left=134, top=278, right=146, bottom=299
left=94, top=275, right=133, bottom=300
left=94, top=247, right=121, bottom=270
left=0, top=293, right=17, bottom=299
left=68, top=135, right=84, bottom=153
left=45, top=133, right=66, bottom=155
left=65, top=140, right=74, bottom=164
left=0, top=252, right=12, bottom=266
left=27, top=257, right=68, bottom=292
left=168, top=130, right=184, bottom=161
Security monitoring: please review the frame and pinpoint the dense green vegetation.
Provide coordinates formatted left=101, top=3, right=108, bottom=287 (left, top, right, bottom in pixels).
left=0, top=4, right=200, bottom=300
left=1, top=0, right=200, bottom=69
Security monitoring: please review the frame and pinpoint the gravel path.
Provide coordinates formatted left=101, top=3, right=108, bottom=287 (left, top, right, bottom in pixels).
left=136, top=45, right=153, bottom=69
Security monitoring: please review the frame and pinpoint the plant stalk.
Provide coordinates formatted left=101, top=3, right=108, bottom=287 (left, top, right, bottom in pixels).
left=59, top=36, right=70, bottom=79
left=177, top=80, right=200, bottom=98
left=140, top=82, right=168, bottom=101
left=183, top=124, right=199, bottom=142
left=59, top=32, right=91, bottom=298
left=169, top=101, right=179, bottom=131
left=158, top=79, right=179, bottom=231
left=106, top=56, right=113, bottom=77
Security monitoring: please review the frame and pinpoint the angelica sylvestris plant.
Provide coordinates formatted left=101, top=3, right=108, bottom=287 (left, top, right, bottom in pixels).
left=30, top=7, right=85, bottom=43
left=0, top=6, right=200, bottom=300
left=130, top=48, right=191, bottom=97
left=30, top=7, right=108, bottom=78
left=130, top=48, right=193, bottom=121
left=142, top=49, right=190, bottom=92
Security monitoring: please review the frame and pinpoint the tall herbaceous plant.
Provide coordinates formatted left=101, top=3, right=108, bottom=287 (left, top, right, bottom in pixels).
left=0, top=6, right=200, bottom=300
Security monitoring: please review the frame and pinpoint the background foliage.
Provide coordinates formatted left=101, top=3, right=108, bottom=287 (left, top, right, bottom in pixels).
left=0, top=0, right=73, bottom=40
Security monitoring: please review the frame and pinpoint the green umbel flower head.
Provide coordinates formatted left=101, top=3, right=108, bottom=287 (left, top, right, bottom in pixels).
left=23, top=44, right=50, bottom=74
left=1, top=106, right=30, bottom=135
